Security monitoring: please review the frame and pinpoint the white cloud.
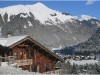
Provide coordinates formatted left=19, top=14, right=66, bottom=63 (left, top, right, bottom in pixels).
left=86, top=0, right=96, bottom=5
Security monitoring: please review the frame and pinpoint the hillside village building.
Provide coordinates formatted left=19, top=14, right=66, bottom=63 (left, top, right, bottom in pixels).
left=0, top=35, right=64, bottom=73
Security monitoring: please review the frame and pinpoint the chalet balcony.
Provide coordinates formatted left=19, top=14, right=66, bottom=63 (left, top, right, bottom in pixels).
left=15, top=59, right=32, bottom=66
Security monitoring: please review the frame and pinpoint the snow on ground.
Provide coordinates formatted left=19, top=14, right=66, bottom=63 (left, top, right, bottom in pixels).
left=0, top=62, right=56, bottom=74
left=0, top=62, right=41, bottom=74
left=0, top=66, right=42, bottom=74
left=67, top=60, right=98, bottom=65
left=1, top=62, right=17, bottom=67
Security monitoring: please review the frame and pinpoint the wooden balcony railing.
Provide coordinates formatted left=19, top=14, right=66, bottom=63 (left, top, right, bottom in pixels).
left=0, top=56, right=15, bottom=65
left=15, top=59, right=32, bottom=66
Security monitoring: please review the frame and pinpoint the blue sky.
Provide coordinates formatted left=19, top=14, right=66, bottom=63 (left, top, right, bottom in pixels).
left=0, top=1, right=100, bottom=20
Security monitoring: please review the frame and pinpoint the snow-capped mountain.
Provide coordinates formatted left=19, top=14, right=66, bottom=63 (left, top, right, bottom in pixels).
left=0, top=2, right=98, bottom=24
left=0, top=2, right=100, bottom=50
left=0, top=2, right=73, bottom=23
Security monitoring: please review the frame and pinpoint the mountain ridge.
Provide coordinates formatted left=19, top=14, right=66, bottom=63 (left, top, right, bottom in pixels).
left=0, top=2, right=100, bottom=50
left=0, top=2, right=98, bottom=23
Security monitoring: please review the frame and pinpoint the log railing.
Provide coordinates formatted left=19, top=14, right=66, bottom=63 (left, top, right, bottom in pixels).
left=0, top=56, right=32, bottom=66
left=0, top=56, right=15, bottom=66
left=15, top=59, right=32, bottom=66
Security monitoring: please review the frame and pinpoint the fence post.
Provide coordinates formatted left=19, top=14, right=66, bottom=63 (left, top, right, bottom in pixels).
left=0, top=56, right=2, bottom=66
left=4, top=54, right=7, bottom=62
left=8, top=56, right=10, bottom=65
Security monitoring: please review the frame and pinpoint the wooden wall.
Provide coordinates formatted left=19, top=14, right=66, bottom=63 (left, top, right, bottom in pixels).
left=8, top=43, right=56, bottom=73
left=33, top=50, right=55, bottom=73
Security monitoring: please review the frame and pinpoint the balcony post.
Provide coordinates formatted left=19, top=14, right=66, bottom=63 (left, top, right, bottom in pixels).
left=0, top=56, right=2, bottom=66
left=30, top=65, right=32, bottom=72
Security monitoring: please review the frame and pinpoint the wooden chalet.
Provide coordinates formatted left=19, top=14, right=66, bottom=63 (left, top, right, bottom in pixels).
left=0, top=35, right=64, bottom=73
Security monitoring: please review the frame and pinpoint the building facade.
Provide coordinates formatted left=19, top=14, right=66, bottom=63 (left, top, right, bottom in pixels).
left=0, top=35, right=64, bottom=73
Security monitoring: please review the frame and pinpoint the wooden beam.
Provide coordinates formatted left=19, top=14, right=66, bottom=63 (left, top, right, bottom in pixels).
left=31, top=44, right=36, bottom=48
left=34, top=50, right=36, bottom=63
left=32, top=45, right=41, bottom=50
left=43, top=53, right=52, bottom=61
left=54, top=59, right=58, bottom=64
left=40, top=51, right=46, bottom=56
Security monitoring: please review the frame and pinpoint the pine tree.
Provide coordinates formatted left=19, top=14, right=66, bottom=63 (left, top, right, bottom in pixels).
left=66, top=61, right=72, bottom=74
left=71, top=63, right=78, bottom=74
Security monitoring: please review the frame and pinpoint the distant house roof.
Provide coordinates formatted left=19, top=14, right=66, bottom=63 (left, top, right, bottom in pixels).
left=0, top=35, right=64, bottom=62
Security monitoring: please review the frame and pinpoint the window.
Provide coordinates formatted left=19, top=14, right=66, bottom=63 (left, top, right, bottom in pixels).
left=32, top=65, right=37, bottom=72
left=45, top=64, right=50, bottom=71
left=30, top=49, right=34, bottom=58
left=20, top=52, right=23, bottom=59
left=14, top=52, right=17, bottom=59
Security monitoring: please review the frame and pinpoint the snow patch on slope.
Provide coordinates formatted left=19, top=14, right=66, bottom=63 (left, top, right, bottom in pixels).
left=28, top=21, right=33, bottom=27
left=52, top=45, right=62, bottom=50
left=74, top=15, right=96, bottom=21
left=20, top=14, right=28, bottom=18
left=96, top=22, right=100, bottom=26
left=53, top=34, right=60, bottom=40
left=0, top=5, right=30, bottom=22
left=65, top=25, right=72, bottom=33
left=73, top=37, right=78, bottom=43
left=24, top=25, right=27, bottom=28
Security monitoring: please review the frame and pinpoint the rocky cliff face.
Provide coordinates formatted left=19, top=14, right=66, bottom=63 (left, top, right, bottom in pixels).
left=0, top=2, right=100, bottom=50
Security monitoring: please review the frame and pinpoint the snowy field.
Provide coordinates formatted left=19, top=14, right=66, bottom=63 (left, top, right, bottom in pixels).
left=67, top=60, right=99, bottom=65
left=1, top=60, right=99, bottom=74
left=0, top=62, right=41, bottom=74
left=0, top=62, right=60, bottom=74
left=0, top=66, right=42, bottom=74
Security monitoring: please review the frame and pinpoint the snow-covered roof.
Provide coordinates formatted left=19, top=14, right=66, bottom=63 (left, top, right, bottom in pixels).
left=0, top=35, right=28, bottom=46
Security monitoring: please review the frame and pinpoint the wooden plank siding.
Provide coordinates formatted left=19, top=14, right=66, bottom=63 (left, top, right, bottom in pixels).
left=7, top=43, right=57, bottom=73
left=4, top=36, right=64, bottom=73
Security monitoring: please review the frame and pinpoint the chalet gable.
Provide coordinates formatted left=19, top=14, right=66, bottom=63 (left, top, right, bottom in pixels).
left=0, top=35, right=64, bottom=63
